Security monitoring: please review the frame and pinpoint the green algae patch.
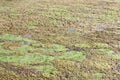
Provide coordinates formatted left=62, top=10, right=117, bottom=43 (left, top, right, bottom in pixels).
left=26, top=23, right=37, bottom=29
left=93, top=43, right=109, bottom=49
left=0, top=34, right=34, bottom=43
left=99, top=49, right=115, bottom=55
left=9, top=13, right=23, bottom=18
left=0, top=53, right=55, bottom=64
left=0, top=43, right=33, bottom=56
left=58, top=51, right=87, bottom=61
left=13, top=45, right=33, bottom=56
left=64, top=16, right=79, bottom=22
left=0, top=43, right=13, bottom=55
left=0, top=48, right=13, bottom=55
left=31, top=43, right=68, bottom=54
left=103, top=0, right=120, bottom=2
left=31, top=65, right=58, bottom=75
left=112, top=54, right=120, bottom=59
left=49, top=18, right=57, bottom=25
left=52, top=44, right=68, bottom=52
left=94, top=62, right=111, bottom=70
left=40, top=44, right=68, bottom=53
left=0, top=34, right=36, bottom=55
left=39, top=5, right=69, bottom=17
left=0, top=34, right=23, bottom=41
left=75, top=43, right=91, bottom=48
left=94, top=73, right=105, bottom=80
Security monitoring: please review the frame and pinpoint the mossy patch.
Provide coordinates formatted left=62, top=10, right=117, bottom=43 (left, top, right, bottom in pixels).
left=9, top=13, right=23, bottom=18
left=0, top=34, right=23, bottom=41
left=112, top=54, right=120, bottom=59
left=58, top=51, right=87, bottom=61
left=0, top=53, right=55, bottom=64
left=103, top=0, right=120, bottom=2
left=26, top=23, right=37, bottom=29
left=94, top=62, right=111, bottom=70
left=31, top=65, right=58, bottom=75
left=0, top=0, right=119, bottom=79
left=0, top=43, right=33, bottom=56
left=64, top=16, right=79, bottom=22
left=93, top=43, right=109, bottom=49
left=94, top=73, right=105, bottom=80
left=49, top=17, right=57, bottom=25
left=0, top=34, right=35, bottom=55
left=40, top=44, right=68, bottom=53
left=75, top=43, right=91, bottom=48
left=99, top=49, right=115, bottom=55
left=0, top=34, right=34, bottom=43
left=13, top=45, right=33, bottom=56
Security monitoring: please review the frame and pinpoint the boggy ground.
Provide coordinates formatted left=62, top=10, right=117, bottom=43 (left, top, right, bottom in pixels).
left=0, top=0, right=120, bottom=80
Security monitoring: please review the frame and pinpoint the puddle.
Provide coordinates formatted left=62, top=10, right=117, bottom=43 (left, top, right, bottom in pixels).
left=95, top=25, right=106, bottom=31
left=67, top=29, right=76, bottom=33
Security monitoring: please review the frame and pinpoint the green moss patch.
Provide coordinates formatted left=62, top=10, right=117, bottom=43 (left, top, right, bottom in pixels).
left=0, top=34, right=35, bottom=55
left=0, top=53, right=55, bottom=64
left=0, top=34, right=34, bottom=43
left=99, top=49, right=115, bottom=55
left=58, top=51, right=87, bottom=61
left=26, top=23, right=37, bottom=29
left=112, top=54, right=120, bottom=59
left=0, top=34, right=23, bottom=41
left=75, top=43, right=91, bottom=48
left=94, top=73, right=105, bottom=80
left=93, top=43, right=109, bottom=49
left=31, top=65, right=58, bottom=75
left=40, top=44, right=68, bottom=53
left=103, top=0, right=120, bottom=2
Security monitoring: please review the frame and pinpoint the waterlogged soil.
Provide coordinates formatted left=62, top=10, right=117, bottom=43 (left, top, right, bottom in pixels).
left=0, top=0, right=120, bottom=80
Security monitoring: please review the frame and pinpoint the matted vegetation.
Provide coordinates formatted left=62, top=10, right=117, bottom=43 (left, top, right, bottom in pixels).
left=0, top=0, right=120, bottom=80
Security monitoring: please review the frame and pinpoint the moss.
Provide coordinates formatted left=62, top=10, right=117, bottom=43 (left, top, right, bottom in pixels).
left=9, top=13, right=23, bottom=18
left=0, top=48, right=14, bottom=55
left=75, top=43, right=91, bottom=48
left=64, top=16, right=79, bottom=22
left=112, top=54, right=120, bottom=59
left=0, top=34, right=36, bottom=55
left=95, top=73, right=105, bottom=80
left=49, top=18, right=57, bottom=24
left=26, top=8, right=35, bottom=13
left=0, top=34, right=23, bottom=41
left=58, top=51, right=87, bottom=61
left=94, top=62, right=111, bottom=70
left=103, top=0, right=120, bottom=2
left=0, top=53, right=55, bottom=64
left=0, top=34, right=34, bottom=42
left=52, top=44, right=68, bottom=52
left=39, top=5, right=69, bottom=17
left=99, top=49, right=114, bottom=55
left=31, top=65, right=58, bottom=75
left=0, top=43, right=33, bottom=56
left=0, top=42, right=14, bottom=55
left=98, top=13, right=119, bottom=21
left=0, top=0, right=119, bottom=79
left=26, top=23, right=37, bottom=29
left=93, top=43, right=109, bottom=49
left=39, top=44, right=68, bottom=53
left=14, top=45, right=33, bottom=56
